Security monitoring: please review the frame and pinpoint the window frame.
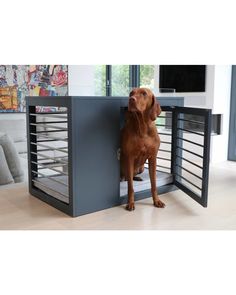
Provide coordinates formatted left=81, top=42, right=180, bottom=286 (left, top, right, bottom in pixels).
left=105, top=65, right=140, bottom=96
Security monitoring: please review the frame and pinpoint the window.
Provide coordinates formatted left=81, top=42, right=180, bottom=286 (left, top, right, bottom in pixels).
left=81, top=65, right=155, bottom=96
left=94, top=65, right=106, bottom=96
left=140, top=65, right=155, bottom=90
left=111, top=65, right=130, bottom=96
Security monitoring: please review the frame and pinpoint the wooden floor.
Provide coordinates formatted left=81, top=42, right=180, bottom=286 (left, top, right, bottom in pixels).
left=0, top=161, right=236, bottom=230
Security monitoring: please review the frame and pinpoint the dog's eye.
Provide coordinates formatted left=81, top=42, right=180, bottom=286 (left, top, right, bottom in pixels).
left=142, top=91, right=147, bottom=96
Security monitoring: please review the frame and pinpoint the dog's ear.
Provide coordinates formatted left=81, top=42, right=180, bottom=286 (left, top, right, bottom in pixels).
left=149, top=94, right=162, bottom=121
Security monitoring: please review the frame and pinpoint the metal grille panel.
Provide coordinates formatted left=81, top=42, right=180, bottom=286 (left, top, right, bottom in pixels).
left=172, top=106, right=211, bottom=207
left=29, top=107, right=69, bottom=204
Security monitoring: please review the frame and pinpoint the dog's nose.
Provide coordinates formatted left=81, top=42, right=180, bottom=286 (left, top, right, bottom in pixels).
left=129, top=96, right=137, bottom=102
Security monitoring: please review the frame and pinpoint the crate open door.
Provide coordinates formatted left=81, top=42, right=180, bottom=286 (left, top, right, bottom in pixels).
left=171, top=106, right=212, bottom=207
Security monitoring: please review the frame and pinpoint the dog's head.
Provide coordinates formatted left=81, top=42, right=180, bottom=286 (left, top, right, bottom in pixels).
left=128, top=88, right=161, bottom=121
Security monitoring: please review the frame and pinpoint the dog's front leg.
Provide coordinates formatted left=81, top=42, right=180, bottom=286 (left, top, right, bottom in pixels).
left=126, top=157, right=135, bottom=211
left=148, top=156, right=165, bottom=208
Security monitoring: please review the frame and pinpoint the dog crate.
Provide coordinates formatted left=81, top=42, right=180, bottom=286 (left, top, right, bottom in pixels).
left=26, top=96, right=211, bottom=217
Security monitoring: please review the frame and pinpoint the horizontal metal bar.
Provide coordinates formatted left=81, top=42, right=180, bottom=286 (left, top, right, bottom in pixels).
left=43, top=125, right=68, bottom=131
left=42, top=125, right=67, bottom=131
left=37, top=139, right=67, bottom=143
left=178, top=118, right=205, bottom=126
left=175, top=164, right=203, bottom=180
left=38, top=159, right=68, bottom=165
left=176, top=145, right=203, bottom=159
left=175, top=172, right=202, bottom=191
left=31, top=123, right=68, bottom=131
left=175, top=106, right=211, bottom=116
left=36, top=129, right=68, bottom=133
left=30, top=142, right=68, bottom=154
left=159, top=149, right=171, bottom=153
left=32, top=170, right=69, bottom=189
left=158, top=132, right=172, bottom=136
left=157, top=156, right=171, bottom=161
left=31, top=115, right=68, bottom=119
left=177, top=127, right=204, bottom=137
left=37, top=161, right=61, bottom=166
left=33, top=114, right=67, bottom=119
left=38, top=166, right=67, bottom=175
left=37, top=148, right=59, bottom=152
left=31, top=151, right=68, bottom=164
left=176, top=155, right=203, bottom=170
left=33, top=121, right=68, bottom=125
left=176, top=136, right=204, bottom=148
left=30, top=112, right=67, bottom=119
left=31, top=157, right=68, bottom=165
left=30, top=133, right=68, bottom=142
left=35, top=138, right=67, bottom=143
left=31, top=160, right=67, bottom=168
left=32, top=111, right=67, bottom=115
left=32, top=162, right=68, bottom=176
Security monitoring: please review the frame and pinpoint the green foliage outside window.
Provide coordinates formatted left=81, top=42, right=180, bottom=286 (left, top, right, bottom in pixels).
left=94, top=65, right=155, bottom=96
left=140, top=65, right=155, bottom=90
left=111, top=65, right=130, bottom=96
left=94, top=65, right=106, bottom=96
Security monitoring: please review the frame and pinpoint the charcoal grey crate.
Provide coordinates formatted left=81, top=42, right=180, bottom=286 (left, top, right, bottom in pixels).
left=26, top=96, right=211, bottom=217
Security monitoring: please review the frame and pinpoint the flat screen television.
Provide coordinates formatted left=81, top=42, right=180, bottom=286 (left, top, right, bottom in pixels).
left=159, top=65, right=206, bottom=92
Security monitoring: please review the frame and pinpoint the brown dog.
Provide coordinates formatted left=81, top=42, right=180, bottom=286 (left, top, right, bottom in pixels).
left=120, top=88, right=166, bottom=211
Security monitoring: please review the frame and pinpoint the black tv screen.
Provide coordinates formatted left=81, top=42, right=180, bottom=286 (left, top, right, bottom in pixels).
left=159, top=65, right=206, bottom=92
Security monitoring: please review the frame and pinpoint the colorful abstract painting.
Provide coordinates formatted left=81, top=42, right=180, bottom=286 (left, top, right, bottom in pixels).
left=0, top=65, right=68, bottom=112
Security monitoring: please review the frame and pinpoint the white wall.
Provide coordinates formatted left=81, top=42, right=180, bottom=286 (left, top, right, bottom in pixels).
left=68, top=65, right=95, bottom=96
left=210, top=66, right=232, bottom=163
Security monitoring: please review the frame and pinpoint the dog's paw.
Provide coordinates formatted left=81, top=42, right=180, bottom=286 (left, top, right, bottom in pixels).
left=126, top=203, right=135, bottom=211
left=154, top=199, right=166, bottom=208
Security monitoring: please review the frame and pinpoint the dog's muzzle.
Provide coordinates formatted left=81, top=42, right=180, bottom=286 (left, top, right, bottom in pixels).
left=128, top=96, right=137, bottom=111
